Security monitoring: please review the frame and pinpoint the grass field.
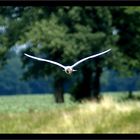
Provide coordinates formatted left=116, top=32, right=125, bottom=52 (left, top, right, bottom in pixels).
left=0, top=92, right=140, bottom=133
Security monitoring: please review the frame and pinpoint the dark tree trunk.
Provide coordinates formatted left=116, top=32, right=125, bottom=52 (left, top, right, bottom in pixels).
left=128, top=90, right=133, bottom=99
left=54, top=77, right=64, bottom=103
left=72, top=66, right=92, bottom=102
left=92, top=58, right=102, bottom=101
left=82, top=66, right=92, bottom=99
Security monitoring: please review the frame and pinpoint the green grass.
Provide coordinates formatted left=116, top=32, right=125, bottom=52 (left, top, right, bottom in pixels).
left=0, top=94, right=76, bottom=113
left=0, top=92, right=140, bottom=133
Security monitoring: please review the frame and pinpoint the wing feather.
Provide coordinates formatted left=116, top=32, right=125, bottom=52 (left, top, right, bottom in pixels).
left=71, top=49, right=111, bottom=68
left=24, top=53, right=65, bottom=69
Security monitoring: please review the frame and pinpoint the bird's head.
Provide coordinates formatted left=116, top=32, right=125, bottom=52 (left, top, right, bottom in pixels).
left=64, top=66, right=77, bottom=75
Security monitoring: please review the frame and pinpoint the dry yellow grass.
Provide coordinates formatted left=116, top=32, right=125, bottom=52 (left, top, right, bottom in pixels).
left=38, top=95, right=140, bottom=133
left=0, top=93, right=140, bottom=133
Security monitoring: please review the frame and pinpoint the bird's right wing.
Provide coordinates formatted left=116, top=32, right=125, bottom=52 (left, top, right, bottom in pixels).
left=71, top=49, right=111, bottom=68
left=24, top=53, right=65, bottom=69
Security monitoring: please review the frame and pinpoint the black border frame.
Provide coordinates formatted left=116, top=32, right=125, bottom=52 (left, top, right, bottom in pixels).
left=0, top=1, right=140, bottom=139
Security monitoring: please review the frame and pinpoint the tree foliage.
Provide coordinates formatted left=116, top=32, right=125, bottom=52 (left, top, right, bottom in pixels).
left=0, top=6, right=140, bottom=102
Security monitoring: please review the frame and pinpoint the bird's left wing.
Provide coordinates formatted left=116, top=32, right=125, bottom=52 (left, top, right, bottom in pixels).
left=24, top=53, right=66, bottom=69
left=71, top=49, right=111, bottom=68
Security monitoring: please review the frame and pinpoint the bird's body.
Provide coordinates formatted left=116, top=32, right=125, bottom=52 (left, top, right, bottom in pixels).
left=24, top=49, right=111, bottom=75
left=63, top=66, right=77, bottom=75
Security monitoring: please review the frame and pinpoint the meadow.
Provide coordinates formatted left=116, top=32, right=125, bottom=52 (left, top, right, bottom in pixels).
left=0, top=92, right=140, bottom=133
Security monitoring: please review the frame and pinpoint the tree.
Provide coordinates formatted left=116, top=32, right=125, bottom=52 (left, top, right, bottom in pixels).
left=19, top=8, right=80, bottom=103
left=0, top=7, right=67, bottom=103
left=110, top=6, right=140, bottom=97
left=57, top=7, right=117, bottom=101
left=0, top=6, right=118, bottom=102
left=1, top=6, right=140, bottom=103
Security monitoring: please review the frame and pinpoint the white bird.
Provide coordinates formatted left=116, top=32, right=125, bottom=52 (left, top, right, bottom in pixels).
left=24, top=49, right=111, bottom=75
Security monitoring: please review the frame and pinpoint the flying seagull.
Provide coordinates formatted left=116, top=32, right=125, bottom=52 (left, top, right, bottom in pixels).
left=24, top=49, right=111, bottom=75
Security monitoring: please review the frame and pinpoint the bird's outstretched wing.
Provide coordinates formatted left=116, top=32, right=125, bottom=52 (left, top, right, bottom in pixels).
left=24, top=53, right=66, bottom=69
left=71, top=49, right=111, bottom=68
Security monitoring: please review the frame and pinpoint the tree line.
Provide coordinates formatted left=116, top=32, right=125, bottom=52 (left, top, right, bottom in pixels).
left=0, top=51, right=140, bottom=95
left=0, top=6, right=140, bottom=103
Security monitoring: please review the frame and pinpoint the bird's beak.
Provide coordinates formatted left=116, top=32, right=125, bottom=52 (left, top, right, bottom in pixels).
left=73, top=69, right=77, bottom=72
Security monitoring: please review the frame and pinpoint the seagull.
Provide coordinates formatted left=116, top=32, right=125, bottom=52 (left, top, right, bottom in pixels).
left=24, top=49, right=111, bottom=75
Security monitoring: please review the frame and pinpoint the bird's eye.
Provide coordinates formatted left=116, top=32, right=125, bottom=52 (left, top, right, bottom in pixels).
left=66, top=70, right=69, bottom=73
